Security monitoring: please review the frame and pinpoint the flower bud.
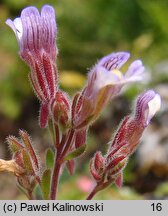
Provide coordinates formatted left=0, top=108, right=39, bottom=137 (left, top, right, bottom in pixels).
left=6, top=5, right=58, bottom=128
left=50, top=91, right=70, bottom=131
left=135, top=90, right=161, bottom=126
left=104, top=90, right=161, bottom=182
left=115, top=173, right=123, bottom=188
left=75, top=128, right=87, bottom=149
left=90, top=151, right=105, bottom=182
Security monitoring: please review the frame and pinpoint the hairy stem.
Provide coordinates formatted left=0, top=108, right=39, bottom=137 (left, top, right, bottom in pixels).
left=50, top=154, right=61, bottom=200
left=50, top=129, right=75, bottom=200
left=86, top=186, right=98, bottom=200
left=54, top=124, right=60, bottom=148
left=86, top=180, right=114, bottom=200
left=61, top=129, right=75, bottom=158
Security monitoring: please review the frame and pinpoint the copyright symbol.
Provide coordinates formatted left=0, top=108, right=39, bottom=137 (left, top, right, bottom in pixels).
left=3, top=203, right=16, bottom=213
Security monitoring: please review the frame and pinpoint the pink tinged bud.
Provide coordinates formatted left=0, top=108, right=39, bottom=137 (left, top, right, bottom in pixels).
left=90, top=160, right=102, bottom=182
left=106, top=117, right=144, bottom=168
left=6, top=5, right=58, bottom=103
left=8, top=131, right=40, bottom=179
left=14, top=151, right=25, bottom=169
left=19, top=130, right=40, bottom=171
left=50, top=91, right=70, bottom=130
left=75, top=128, right=87, bottom=148
left=73, top=52, right=145, bottom=128
left=71, top=93, right=82, bottom=126
left=14, top=149, right=34, bottom=176
left=115, top=173, right=123, bottom=188
left=135, top=90, right=161, bottom=126
left=94, top=151, right=104, bottom=171
left=105, top=90, right=161, bottom=181
left=90, top=152, right=105, bottom=182
left=39, top=103, right=49, bottom=128
left=108, top=116, right=130, bottom=153
left=66, top=159, right=75, bottom=175
left=106, top=156, right=127, bottom=176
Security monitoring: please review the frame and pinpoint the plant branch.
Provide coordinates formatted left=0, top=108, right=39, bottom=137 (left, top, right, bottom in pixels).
left=86, top=180, right=114, bottom=200
left=50, top=154, right=61, bottom=200
left=54, top=124, right=60, bottom=148
left=50, top=129, right=75, bottom=200
left=61, top=129, right=75, bottom=158
left=86, top=185, right=98, bottom=200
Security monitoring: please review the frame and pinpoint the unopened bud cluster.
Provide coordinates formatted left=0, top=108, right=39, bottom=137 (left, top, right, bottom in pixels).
left=90, top=90, right=161, bottom=189
left=7, top=130, right=40, bottom=195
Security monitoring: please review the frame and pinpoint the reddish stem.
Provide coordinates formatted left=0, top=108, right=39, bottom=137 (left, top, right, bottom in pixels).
left=50, top=128, right=75, bottom=200
left=58, top=134, right=67, bottom=157
left=61, top=129, right=75, bottom=158
left=86, top=180, right=114, bottom=200
left=50, top=155, right=61, bottom=200
left=54, top=124, right=60, bottom=148
left=86, top=186, right=98, bottom=200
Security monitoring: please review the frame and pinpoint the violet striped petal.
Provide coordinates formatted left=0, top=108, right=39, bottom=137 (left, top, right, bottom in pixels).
left=135, top=90, right=161, bottom=126
left=98, top=52, right=130, bottom=70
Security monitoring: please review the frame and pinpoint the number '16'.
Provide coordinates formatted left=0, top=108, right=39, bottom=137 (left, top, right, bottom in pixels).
left=151, top=203, right=162, bottom=212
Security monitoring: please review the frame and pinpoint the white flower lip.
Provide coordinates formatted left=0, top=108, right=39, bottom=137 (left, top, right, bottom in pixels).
left=6, top=18, right=23, bottom=42
left=147, top=94, right=161, bottom=123
left=13, top=18, right=23, bottom=40
left=94, top=67, right=123, bottom=90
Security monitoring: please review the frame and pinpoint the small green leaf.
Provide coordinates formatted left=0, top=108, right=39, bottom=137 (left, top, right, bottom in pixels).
left=63, top=144, right=87, bottom=162
left=19, top=130, right=39, bottom=170
left=22, top=149, right=34, bottom=175
left=46, top=148, right=55, bottom=169
left=7, top=136, right=23, bottom=153
left=48, top=120, right=56, bottom=144
left=41, top=169, right=51, bottom=200
left=34, top=184, right=43, bottom=200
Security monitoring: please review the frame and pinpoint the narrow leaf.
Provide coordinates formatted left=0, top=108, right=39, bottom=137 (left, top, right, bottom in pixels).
left=19, top=130, right=39, bottom=170
left=71, top=92, right=80, bottom=125
left=34, top=184, right=43, bottom=200
left=63, top=144, right=86, bottom=162
left=48, top=120, right=56, bottom=144
left=46, top=148, right=55, bottom=169
left=7, top=136, right=23, bottom=153
left=66, top=159, right=75, bottom=175
left=21, top=149, right=34, bottom=175
left=41, top=169, right=51, bottom=200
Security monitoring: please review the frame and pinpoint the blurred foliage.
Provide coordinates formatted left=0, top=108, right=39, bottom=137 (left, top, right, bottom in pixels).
left=0, top=0, right=168, bottom=200
left=0, top=0, right=168, bottom=118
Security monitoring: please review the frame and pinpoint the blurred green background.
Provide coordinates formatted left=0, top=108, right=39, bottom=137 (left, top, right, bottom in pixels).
left=0, top=0, right=168, bottom=199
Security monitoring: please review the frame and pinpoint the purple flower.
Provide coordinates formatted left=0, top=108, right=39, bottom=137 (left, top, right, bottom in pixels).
left=73, top=52, right=145, bottom=129
left=90, top=90, right=161, bottom=188
left=135, top=90, right=161, bottom=126
left=105, top=90, right=161, bottom=180
left=6, top=5, right=58, bottom=128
